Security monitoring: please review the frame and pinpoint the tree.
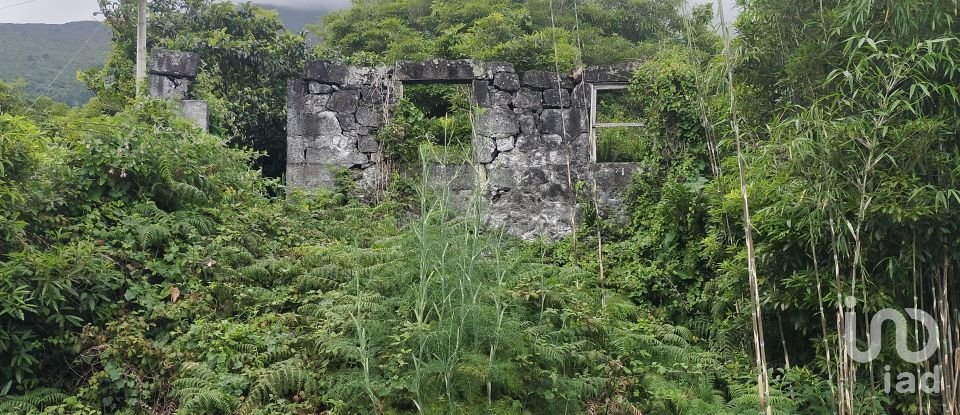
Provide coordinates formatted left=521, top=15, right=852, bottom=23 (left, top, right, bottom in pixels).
left=315, top=0, right=716, bottom=70
left=84, top=0, right=306, bottom=177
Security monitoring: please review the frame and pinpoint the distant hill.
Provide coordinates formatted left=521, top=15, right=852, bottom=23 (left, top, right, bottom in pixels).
left=258, top=3, right=335, bottom=33
left=0, top=4, right=335, bottom=106
left=0, top=21, right=111, bottom=106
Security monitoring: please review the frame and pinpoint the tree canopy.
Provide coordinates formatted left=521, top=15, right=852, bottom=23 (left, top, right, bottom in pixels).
left=84, top=0, right=306, bottom=177
left=317, top=0, right=716, bottom=70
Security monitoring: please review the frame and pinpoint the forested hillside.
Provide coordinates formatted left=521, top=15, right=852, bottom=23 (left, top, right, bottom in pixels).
left=0, top=0, right=958, bottom=414
left=0, top=4, right=329, bottom=107
left=0, top=22, right=111, bottom=106
left=266, top=4, right=339, bottom=33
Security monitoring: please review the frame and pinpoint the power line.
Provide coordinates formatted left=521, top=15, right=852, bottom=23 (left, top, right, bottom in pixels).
left=32, top=22, right=103, bottom=106
left=0, top=0, right=39, bottom=11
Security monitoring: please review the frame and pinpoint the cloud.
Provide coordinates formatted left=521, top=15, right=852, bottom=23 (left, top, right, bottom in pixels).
left=0, top=0, right=102, bottom=24
left=253, top=0, right=352, bottom=9
left=0, top=0, right=351, bottom=24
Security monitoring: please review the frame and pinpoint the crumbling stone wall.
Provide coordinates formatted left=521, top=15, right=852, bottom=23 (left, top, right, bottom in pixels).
left=148, top=49, right=208, bottom=131
left=287, top=58, right=642, bottom=239
left=286, top=61, right=399, bottom=189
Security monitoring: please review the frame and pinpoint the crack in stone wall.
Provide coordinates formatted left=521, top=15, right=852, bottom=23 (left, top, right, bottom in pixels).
left=288, top=58, right=643, bottom=240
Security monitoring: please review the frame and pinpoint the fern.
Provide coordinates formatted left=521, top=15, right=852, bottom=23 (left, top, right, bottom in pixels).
left=170, top=181, right=208, bottom=205
left=173, top=364, right=238, bottom=415
left=237, top=361, right=316, bottom=415
left=0, top=388, right=66, bottom=413
left=131, top=201, right=164, bottom=218
left=137, top=223, right=171, bottom=249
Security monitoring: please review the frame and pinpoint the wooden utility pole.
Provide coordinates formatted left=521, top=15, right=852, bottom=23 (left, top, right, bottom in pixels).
left=135, top=0, right=147, bottom=98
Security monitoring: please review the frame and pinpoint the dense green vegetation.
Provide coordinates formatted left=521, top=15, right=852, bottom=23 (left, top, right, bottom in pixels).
left=317, top=0, right=716, bottom=69
left=0, top=85, right=740, bottom=414
left=84, top=0, right=311, bottom=178
left=0, top=0, right=959, bottom=414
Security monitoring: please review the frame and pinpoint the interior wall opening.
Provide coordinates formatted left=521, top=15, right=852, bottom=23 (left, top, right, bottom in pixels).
left=388, top=83, right=474, bottom=163
left=591, top=85, right=647, bottom=163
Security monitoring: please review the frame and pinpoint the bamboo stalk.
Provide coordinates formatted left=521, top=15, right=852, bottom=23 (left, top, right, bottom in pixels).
left=810, top=228, right=837, bottom=401
left=912, top=237, right=926, bottom=415
left=717, top=2, right=772, bottom=413
left=547, top=0, right=578, bottom=264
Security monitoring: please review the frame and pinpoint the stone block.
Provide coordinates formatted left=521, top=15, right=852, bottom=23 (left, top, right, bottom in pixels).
left=287, top=136, right=306, bottom=163
left=287, top=78, right=306, bottom=112
left=149, top=48, right=199, bottom=78
left=336, top=112, right=358, bottom=132
left=506, top=133, right=567, bottom=166
left=428, top=163, right=479, bottom=191
left=521, top=70, right=574, bottom=90
left=148, top=74, right=191, bottom=100
left=516, top=110, right=537, bottom=134
left=383, top=80, right=403, bottom=104
left=583, top=62, right=641, bottom=83
left=593, top=163, right=642, bottom=195
left=483, top=189, right=576, bottom=240
left=511, top=89, right=542, bottom=110
left=473, top=137, right=497, bottom=164
left=568, top=132, right=592, bottom=164
left=305, top=136, right=368, bottom=167
left=303, top=111, right=342, bottom=136
left=426, top=163, right=481, bottom=212
left=539, top=108, right=587, bottom=138
left=518, top=168, right=550, bottom=187
left=474, top=108, right=520, bottom=138
left=308, top=81, right=336, bottom=94
left=326, top=90, right=360, bottom=113
left=356, top=106, right=382, bottom=127
left=495, top=136, right=515, bottom=152
left=571, top=83, right=588, bottom=107
left=304, top=60, right=351, bottom=85
left=359, top=85, right=385, bottom=105
left=356, top=164, right=386, bottom=191
left=491, top=90, right=513, bottom=108
left=287, top=163, right=337, bottom=189
left=471, top=80, right=490, bottom=106
left=543, top=89, right=571, bottom=108
left=395, top=59, right=487, bottom=82
left=287, top=81, right=305, bottom=137
left=304, top=94, right=331, bottom=114
left=288, top=114, right=303, bottom=139
left=177, top=100, right=208, bottom=132
left=591, top=162, right=643, bottom=221
left=358, top=135, right=380, bottom=153
left=493, top=72, right=520, bottom=91
left=344, top=66, right=389, bottom=88
left=513, top=133, right=539, bottom=152
left=487, top=61, right=515, bottom=75
left=486, top=165, right=518, bottom=189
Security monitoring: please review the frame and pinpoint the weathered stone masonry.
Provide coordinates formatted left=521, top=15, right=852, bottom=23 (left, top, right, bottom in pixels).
left=148, top=48, right=208, bottom=131
left=287, top=59, right=642, bottom=239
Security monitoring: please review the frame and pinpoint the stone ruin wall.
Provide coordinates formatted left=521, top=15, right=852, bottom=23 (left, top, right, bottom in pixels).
left=148, top=49, right=208, bottom=131
left=287, top=59, right=643, bottom=239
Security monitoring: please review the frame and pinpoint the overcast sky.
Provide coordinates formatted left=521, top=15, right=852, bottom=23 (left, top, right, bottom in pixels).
left=0, top=0, right=734, bottom=24
left=0, top=0, right=352, bottom=23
